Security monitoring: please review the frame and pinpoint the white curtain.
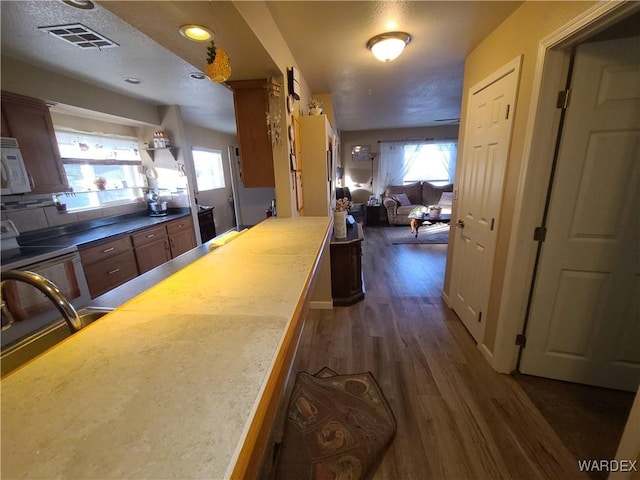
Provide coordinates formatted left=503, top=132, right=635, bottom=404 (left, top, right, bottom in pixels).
left=377, top=140, right=457, bottom=197
left=376, top=141, right=408, bottom=198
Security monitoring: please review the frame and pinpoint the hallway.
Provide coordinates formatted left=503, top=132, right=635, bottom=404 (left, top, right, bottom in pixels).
left=294, top=225, right=588, bottom=479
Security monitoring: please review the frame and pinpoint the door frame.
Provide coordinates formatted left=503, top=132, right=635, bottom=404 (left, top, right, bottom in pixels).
left=489, top=0, right=640, bottom=373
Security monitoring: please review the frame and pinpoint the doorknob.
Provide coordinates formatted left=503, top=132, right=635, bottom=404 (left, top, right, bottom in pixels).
left=456, top=219, right=465, bottom=229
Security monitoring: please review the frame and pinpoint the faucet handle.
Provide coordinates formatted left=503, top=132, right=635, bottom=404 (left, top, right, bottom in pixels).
left=1, top=299, right=15, bottom=331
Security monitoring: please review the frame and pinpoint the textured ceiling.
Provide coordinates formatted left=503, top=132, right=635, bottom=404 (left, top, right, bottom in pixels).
left=0, top=0, right=524, bottom=134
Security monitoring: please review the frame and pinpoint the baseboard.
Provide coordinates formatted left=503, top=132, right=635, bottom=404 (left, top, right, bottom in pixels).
left=310, top=300, right=333, bottom=310
left=479, top=342, right=494, bottom=367
left=441, top=289, right=451, bottom=307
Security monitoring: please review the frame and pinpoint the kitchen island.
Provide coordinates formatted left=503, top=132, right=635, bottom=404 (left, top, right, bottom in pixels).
left=1, top=216, right=332, bottom=479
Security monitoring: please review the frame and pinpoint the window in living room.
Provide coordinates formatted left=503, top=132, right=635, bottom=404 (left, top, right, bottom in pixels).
left=376, top=140, right=457, bottom=197
left=403, top=142, right=457, bottom=185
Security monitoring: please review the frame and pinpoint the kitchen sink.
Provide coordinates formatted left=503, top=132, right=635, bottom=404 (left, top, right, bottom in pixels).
left=1, top=307, right=113, bottom=377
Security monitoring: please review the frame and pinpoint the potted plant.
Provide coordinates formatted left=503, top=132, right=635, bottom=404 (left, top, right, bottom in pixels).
left=308, top=98, right=323, bottom=116
left=94, top=176, right=107, bottom=190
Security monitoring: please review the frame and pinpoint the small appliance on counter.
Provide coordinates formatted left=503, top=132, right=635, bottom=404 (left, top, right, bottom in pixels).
left=146, top=189, right=168, bottom=217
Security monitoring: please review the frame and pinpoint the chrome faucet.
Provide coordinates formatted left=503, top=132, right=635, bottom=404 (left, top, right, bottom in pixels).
left=0, top=270, right=83, bottom=333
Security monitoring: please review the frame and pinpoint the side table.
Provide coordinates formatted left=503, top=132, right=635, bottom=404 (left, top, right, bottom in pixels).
left=365, top=204, right=383, bottom=226
left=330, top=223, right=364, bottom=306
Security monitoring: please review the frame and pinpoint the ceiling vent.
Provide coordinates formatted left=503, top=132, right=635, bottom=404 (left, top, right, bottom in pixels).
left=38, top=23, right=119, bottom=49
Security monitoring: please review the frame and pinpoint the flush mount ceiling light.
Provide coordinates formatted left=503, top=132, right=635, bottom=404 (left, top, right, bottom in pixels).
left=61, top=0, right=95, bottom=9
left=179, top=24, right=214, bottom=42
left=366, top=32, right=411, bottom=62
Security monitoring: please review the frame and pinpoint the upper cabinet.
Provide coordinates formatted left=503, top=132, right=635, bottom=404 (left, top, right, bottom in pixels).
left=227, top=80, right=275, bottom=188
left=1, top=91, right=69, bottom=194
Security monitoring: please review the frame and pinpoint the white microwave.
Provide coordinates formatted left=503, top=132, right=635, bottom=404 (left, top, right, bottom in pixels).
left=1, top=137, right=31, bottom=195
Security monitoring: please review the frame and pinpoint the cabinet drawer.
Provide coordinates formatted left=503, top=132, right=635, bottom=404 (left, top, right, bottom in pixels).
left=83, top=250, right=138, bottom=298
left=80, top=236, right=133, bottom=266
left=131, top=225, right=167, bottom=248
left=167, top=217, right=193, bottom=235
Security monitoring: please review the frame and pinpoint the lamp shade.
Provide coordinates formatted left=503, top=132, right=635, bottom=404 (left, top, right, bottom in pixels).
left=367, top=32, right=411, bottom=62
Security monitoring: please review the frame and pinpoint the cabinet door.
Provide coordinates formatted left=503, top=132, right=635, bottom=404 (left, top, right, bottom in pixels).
left=1, top=91, right=69, bottom=194
left=227, top=80, right=275, bottom=188
left=83, top=250, right=139, bottom=298
left=167, top=217, right=195, bottom=258
left=135, top=239, right=171, bottom=274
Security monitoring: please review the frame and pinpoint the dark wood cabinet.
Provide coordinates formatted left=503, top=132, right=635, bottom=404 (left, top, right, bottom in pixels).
left=365, top=204, right=383, bottom=226
left=80, top=236, right=139, bottom=298
left=197, top=207, right=216, bottom=243
left=132, top=225, right=171, bottom=274
left=1, top=91, right=69, bottom=194
left=227, top=79, right=275, bottom=188
left=167, top=217, right=196, bottom=258
left=330, top=224, right=364, bottom=306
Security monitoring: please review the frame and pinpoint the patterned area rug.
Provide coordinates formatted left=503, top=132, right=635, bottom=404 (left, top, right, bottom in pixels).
left=384, top=223, right=450, bottom=244
left=274, top=368, right=396, bottom=480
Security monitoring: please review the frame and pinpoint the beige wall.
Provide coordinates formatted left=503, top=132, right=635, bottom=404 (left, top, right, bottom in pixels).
left=340, top=126, right=459, bottom=204
left=444, top=1, right=598, bottom=352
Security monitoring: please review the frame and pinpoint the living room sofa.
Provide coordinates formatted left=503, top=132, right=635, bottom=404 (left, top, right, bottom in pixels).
left=383, top=181, right=454, bottom=225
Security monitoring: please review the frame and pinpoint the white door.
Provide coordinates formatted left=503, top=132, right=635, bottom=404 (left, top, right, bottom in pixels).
left=520, top=36, right=640, bottom=391
left=450, top=58, right=520, bottom=343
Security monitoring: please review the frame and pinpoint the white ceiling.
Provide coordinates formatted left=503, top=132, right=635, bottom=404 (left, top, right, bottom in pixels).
left=0, top=1, right=523, bottom=134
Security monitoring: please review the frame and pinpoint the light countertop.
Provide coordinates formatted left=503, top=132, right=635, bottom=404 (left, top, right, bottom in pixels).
left=1, top=216, right=331, bottom=479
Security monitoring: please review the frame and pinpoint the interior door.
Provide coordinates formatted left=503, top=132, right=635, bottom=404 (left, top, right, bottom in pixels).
left=450, top=58, right=520, bottom=343
left=520, top=36, right=640, bottom=391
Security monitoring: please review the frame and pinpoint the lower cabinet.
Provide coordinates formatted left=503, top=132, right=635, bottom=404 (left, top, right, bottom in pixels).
left=80, top=237, right=139, bottom=298
left=80, top=215, right=196, bottom=298
left=330, top=224, right=364, bottom=306
left=167, top=217, right=196, bottom=258
left=132, top=225, right=171, bottom=274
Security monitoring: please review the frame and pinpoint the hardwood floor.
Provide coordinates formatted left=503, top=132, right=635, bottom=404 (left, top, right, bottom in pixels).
left=293, top=225, right=587, bottom=479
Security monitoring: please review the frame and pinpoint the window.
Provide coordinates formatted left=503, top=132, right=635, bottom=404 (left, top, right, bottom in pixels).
left=192, top=148, right=225, bottom=191
left=55, top=130, right=145, bottom=211
left=403, top=142, right=457, bottom=185
left=376, top=140, right=457, bottom=197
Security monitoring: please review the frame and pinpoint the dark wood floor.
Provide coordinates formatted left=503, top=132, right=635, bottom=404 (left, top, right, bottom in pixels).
left=294, top=225, right=588, bottom=479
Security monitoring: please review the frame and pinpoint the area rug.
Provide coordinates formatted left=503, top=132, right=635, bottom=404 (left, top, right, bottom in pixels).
left=274, top=368, right=396, bottom=480
left=384, top=223, right=450, bottom=245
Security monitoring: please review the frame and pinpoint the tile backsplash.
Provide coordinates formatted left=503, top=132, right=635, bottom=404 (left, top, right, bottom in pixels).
left=1, top=194, right=146, bottom=233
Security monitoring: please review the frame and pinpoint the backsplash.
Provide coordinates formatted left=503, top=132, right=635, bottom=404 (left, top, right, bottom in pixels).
left=1, top=193, right=147, bottom=234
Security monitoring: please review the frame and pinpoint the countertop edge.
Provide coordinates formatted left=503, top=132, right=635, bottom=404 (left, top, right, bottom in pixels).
left=227, top=218, right=332, bottom=480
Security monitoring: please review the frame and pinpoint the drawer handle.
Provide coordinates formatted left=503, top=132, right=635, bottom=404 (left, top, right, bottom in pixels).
left=177, top=224, right=184, bottom=228
left=146, top=234, right=155, bottom=238
left=102, top=247, right=115, bottom=253
left=107, top=268, right=120, bottom=275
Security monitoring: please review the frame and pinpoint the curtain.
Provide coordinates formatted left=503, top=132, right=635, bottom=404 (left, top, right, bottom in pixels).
left=377, top=140, right=457, bottom=197
left=376, top=141, right=408, bottom=198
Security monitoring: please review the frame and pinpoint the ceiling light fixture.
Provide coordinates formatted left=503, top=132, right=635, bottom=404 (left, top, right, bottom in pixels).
left=61, top=0, right=95, bottom=10
left=366, top=32, right=411, bottom=62
left=124, top=77, right=142, bottom=85
left=179, top=24, right=214, bottom=42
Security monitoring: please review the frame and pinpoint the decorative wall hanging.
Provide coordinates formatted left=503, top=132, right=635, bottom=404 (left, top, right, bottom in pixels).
left=205, top=40, right=231, bottom=82
left=266, top=110, right=282, bottom=147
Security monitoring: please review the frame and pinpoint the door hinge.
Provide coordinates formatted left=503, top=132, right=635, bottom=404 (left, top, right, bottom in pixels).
left=515, top=334, right=527, bottom=347
left=505, top=104, right=511, bottom=120
left=490, top=218, right=495, bottom=231
left=478, top=311, right=482, bottom=323
left=556, top=89, right=571, bottom=109
left=533, top=226, right=547, bottom=242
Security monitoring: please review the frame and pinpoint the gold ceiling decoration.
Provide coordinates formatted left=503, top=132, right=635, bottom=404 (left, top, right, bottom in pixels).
left=205, top=40, right=231, bottom=83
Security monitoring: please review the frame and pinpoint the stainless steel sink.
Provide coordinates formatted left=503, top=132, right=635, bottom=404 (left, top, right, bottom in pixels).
left=1, top=307, right=113, bottom=377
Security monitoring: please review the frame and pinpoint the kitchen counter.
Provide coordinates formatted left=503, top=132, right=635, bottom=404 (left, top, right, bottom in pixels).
left=18, top=209, right=192, bottom=249
left=1, top=216, right=332, bottom=479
